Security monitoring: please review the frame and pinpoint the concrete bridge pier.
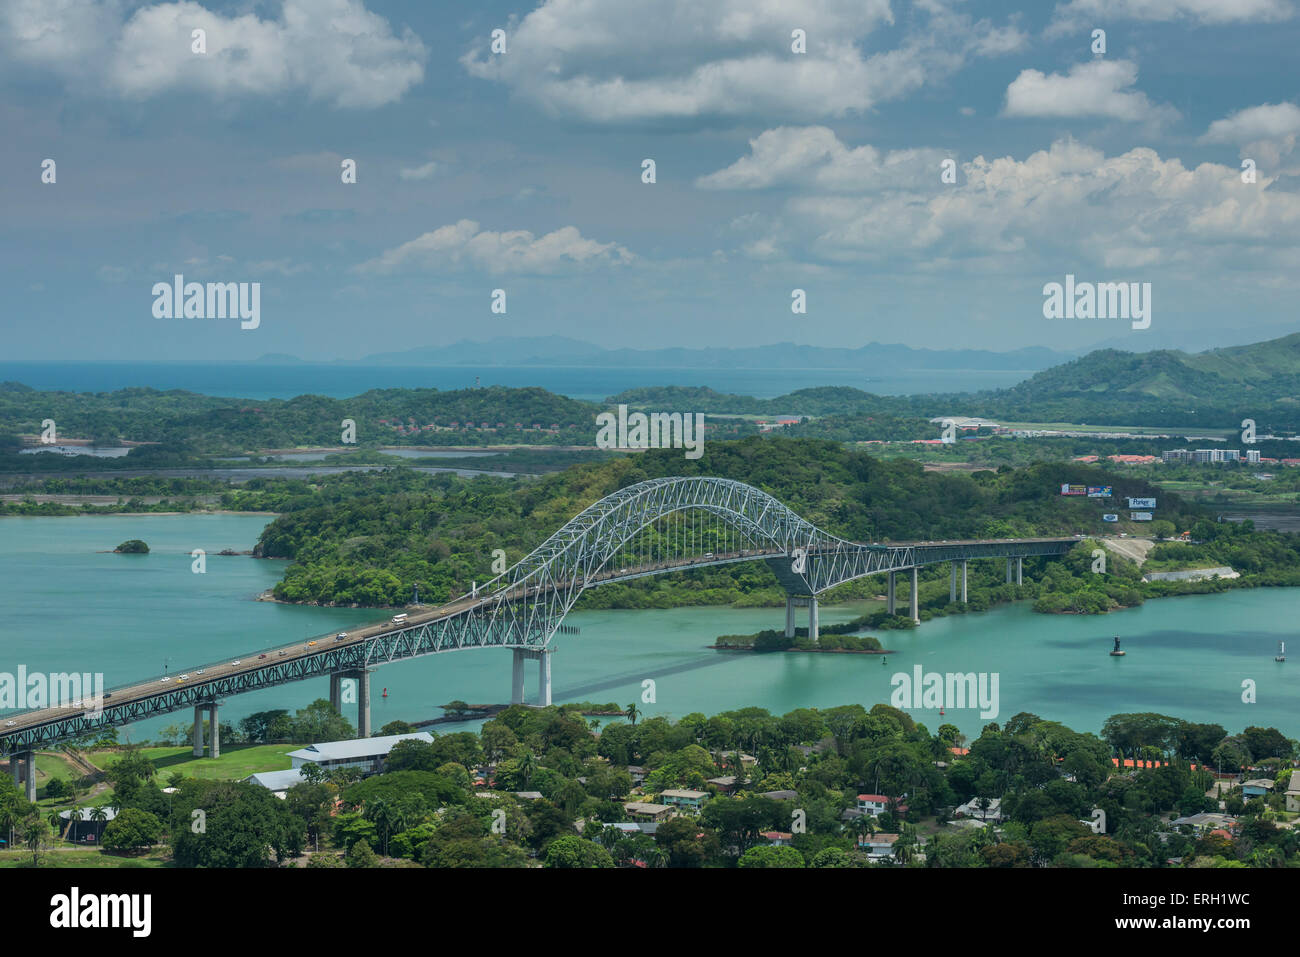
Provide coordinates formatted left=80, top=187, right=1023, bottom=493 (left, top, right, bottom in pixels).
left=329, top=673, right=343, bottom=714
left=538, top=650, right=552, bottom=708
left=961, top=561, right=968, bottom=603
left=950, top=563, right=958, bottom=602
left=355, top=669, right=371, bottom=738
left=909, top=566, right=919, bottom=624
left=808, top=596, right=819, bottom=645
left=1016, top=557, right=1023, bottom=585
left=1006, top=558, right=1013, bottom=583
left=10, top=750, right=35, bottom=801
left=192, top=706, right=204, bottom=757
left=209, top=703, right=220, bottom=759
left=512, top=649, right=526, bottom=705
left=887, top=572, right=896, bottom=615
left=785, top=596, right=797, bottom=639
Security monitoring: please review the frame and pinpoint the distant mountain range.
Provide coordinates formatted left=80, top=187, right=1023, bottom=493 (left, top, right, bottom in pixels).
left=259, top=336, right=1076, bottom=372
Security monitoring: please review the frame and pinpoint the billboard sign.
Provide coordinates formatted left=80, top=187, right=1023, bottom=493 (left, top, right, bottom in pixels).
left=1130, top=512, right=1153, bottom=521
left=1102, top=514, right=1119, bottom=522
left=1060, top=484, right=1088, bottom=496
left=1087, top=486, right=1113, bottom=497
left=1127, top=497, right=1157, bottom=509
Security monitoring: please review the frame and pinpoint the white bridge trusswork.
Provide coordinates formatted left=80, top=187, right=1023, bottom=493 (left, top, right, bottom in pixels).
left=0, top=477, right=1074, bottom=759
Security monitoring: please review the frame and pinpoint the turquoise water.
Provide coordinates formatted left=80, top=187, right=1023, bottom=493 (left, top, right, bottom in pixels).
left=1, top=514, right=1296, bottom=742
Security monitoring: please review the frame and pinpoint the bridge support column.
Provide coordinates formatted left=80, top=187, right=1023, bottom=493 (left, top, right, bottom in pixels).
left=330, top=673, right=342, bottom=714
left=11, top=750, right=35, bottom=801
left=538, top=650, right=552, bottom=708
left=887, top=572, right=895, bottom=615
left=808, top=596, right=819, bottom=645
left=1016, top=557, right=1023, bottom=586
left=208, top=703, right=220, bottom=759
left=1006, top=558, right=1013, bottom=583
left=356, top=669, right=371, bottom=738
left=950, top=563, right=958, bottom=602
left=909, top=567, right=919, bottom=624
left=512, top=649, right=526, bottom=705
left=785, top=596, right=796, bottom=639
left=962, top=561, right=968, bottom=604
left=192, top=706, right=204, bottom=757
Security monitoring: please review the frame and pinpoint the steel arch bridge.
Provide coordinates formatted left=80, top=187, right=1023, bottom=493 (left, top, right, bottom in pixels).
left=0, top=477, right=1074, bottom=765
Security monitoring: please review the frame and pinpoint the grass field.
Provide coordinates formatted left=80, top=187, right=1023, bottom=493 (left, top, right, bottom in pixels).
left=85, top=743, right=297, bottom=782
left=0, top=847, right=169, bottom=868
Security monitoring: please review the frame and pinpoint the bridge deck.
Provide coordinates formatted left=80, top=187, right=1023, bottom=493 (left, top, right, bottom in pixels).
left=0, top=536, right=1075, bottom=749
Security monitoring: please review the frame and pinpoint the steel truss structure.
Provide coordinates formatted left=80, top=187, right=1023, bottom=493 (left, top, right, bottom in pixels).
left=1, top=477, right=1074, bottom=753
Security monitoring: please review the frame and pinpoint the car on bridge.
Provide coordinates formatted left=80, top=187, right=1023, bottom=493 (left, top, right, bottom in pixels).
left=306, top=641, right=317, bottom=647
left=335, top=633, right=348, bottom=641
left=231, top=660, right=241, bottom=666
left=259, top=654, right=267, bottom=659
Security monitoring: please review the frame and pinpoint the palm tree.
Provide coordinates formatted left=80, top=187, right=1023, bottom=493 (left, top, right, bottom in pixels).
left=20, top=815, right=50, bottom=866
left=47, top=808, right=65, bottom=842
left=518, top=750, right=539, bottom=788
left=626, top=703, right=640, bottom=726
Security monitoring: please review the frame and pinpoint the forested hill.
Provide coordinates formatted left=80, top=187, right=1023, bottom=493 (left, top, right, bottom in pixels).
left=252, top=436, right=1194, bottom=607
left=611, top=331, right=1300, bottom=430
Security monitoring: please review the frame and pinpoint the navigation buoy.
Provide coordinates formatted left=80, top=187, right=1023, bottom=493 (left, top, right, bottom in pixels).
left=1110, top=636, right=1126, bottom=657
left=382, top=687, right=388, bottom=698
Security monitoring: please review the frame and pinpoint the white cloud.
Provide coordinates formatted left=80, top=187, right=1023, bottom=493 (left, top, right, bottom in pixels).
left=0, top=0, right=425, bottom=108
left=1004, top=60, right=1175, bottom=123
left=1050, top=0, right=1293, bottom=30
left=696, top=126, right=949, bottom=191
left=356, top=220, right=634, bottom=275
left=707, top=133, right=1300, bottom=277
left=462, top=0, right=1023, bottom=123
left=1202, top=102, right=1300, bottom=165
left=399, top=161, right=439, bottom=181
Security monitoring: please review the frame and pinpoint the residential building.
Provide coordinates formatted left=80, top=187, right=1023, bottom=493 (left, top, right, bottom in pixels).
left=1241, top=779, right=1275, bottom=798
left=954, top=796, right=1004, bottom=823
left=857, top=832, right=899, bottom=858
left=707, top=776, right=739, bottom=795
left=1285, top=778, right=1300, bottom=813
left=624, top=802, right=673, bottom=823
left=660, top=789, right=710, bottom=813
left=761, top=831, right=794, bottom=846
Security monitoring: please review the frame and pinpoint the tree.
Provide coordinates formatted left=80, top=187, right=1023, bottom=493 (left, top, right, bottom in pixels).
left=738, top=844, right=805, bottom=868
left=347, top=838, right=379, bottom=868
left=20, top=816, right=50, bottom=866
left=101, top=808, right=163, bottom=853
left=626, top=703, right=640, bottom=726
left=544, top=835, right=615, bottom=868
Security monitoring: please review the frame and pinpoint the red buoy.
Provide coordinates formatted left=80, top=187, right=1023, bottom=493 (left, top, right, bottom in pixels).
left=382, top=687, right=388, bottom=698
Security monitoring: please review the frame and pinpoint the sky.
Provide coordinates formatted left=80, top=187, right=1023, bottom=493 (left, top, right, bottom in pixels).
left=1, top=0, right=1298, bottom=362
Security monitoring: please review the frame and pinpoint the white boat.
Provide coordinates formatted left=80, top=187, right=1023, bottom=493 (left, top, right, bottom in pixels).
left=1276, top=640, right=1286, bottom=663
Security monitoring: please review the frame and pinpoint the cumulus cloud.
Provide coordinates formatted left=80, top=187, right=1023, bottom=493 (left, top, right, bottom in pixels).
left=1004, top=60, right=1175, bottom=123
left=0, top=0, right=425, bottom=108
left=707, top=133, right=1300, bottom=276
left=1050, top=0, right=1293, bottom=30
left=462, top=0, right=1024, bottom=123
left=1202, top=102, right=1300, bottom=166
left=696, top=126, right=949, bottom=191
left=355, top=220, right=634, bottom=275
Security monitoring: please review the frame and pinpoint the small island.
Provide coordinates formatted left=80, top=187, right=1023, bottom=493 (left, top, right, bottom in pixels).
left=114, top=539, right=149, bottom=554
